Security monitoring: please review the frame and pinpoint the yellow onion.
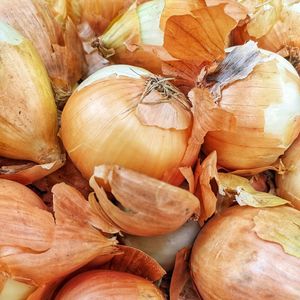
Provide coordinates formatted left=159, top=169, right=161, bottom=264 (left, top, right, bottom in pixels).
left=191, top=205, right=300, bottom=300
left=89, top=165, right=200, bottom=236
left=123, top=221, right=200, bottom=271
left=55, top=270, right=165, bottom=300
left=203, top=44, right=300, bottom=170
left=276, top=135, right=300, bottom=210
left=0, top=0, right=86, bottom=106
left=0, top=22, right=61, bottom=164
left=234, top=1, right=300, bottom=71
left=61, top=64, right=193, bottom=183
left=93, top=0, right=246, bottom=74
left=0, top=277, right=35, bottom=300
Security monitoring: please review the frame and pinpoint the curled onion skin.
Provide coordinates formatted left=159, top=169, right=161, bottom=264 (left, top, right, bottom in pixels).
left=55, top=270, right=165, bottom=300
left=276, top=135, right=300, bottom=210
left=61, top=65, right=192, bottom=182
left=191, top=206, right=300, bottom=300
left=203, top=49, right=300, bottom=170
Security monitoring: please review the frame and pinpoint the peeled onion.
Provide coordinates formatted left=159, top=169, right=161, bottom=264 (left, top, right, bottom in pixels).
left=123, top=221, right=200, bottom=271
left=55, top=270, right=165, bottom=300
left=191, top=205, right=300, bottom=300
left=276, top=135, right=300, bottom=210
left=61, top=65, right=192, bottom=182
left=203, top=48, right=300, bottom=170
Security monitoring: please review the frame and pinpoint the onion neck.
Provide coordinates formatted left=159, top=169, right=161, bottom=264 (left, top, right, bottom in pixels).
left=35, top=141, right=62, bottom=164
left=91, top=37, right=115, bottom=59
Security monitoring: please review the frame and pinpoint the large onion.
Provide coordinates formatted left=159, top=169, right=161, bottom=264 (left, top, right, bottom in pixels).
left=276, top=135, right=300, bottom=210
left=55, top=270, right=165, bottom=299
left=191, top=205, right=300, bottom=300
left=203, top=47, right=300, bottom=170
left=61, top=65, right=192, bottom=182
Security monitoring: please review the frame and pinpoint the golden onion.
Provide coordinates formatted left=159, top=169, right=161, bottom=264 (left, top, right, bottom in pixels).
left=0, top=22, right=61, bottom=164
left=191, top=205, right=300, bottom=300
left=55, top=270, right=165, bottom=300
left=276, top=135, right=300, bottom=210
left=0, top=0, right=86, bottom=106
left=203, top=47, right=300, bottom=170
left=61, top=65, right=192, bottom=183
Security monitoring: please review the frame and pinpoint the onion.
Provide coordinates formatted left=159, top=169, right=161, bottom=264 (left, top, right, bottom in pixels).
left=55, top=270, right=165, bottom=300
left=61, top=65, right=193, bottom=183
left=234, top=1, right=300, bottom=72
left=191, top=205, right=300, bottom=300
left=123, top=221, right=200, bottom=271
left=0, top=278, right=35, bottom=300
left=0, top=0, right=86, bottom=106
left=0, top=22, right=61, bottom=164
left=203, top=46, right=300, bottom=170
left=94, top=0, right=246, bottom=74
left=276, top=135, right=300, bottom=210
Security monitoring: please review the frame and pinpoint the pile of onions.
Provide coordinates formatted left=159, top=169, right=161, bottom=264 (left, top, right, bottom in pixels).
left=191, top=205, right=300, bottom=300
left=276, top=135, right=300, bottom=210
left=203, top=47, right=300, bottom=170
left=55, top=270, right=165, bottom=299
left=0, top=22, right=61, bottom=164
left=61, top=65, right=192, bottom=183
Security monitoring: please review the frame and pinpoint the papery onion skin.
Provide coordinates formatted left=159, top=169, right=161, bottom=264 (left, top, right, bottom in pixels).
left=203, top=49, right=300, bottom=170
left=191, top=206, right=300, bottom=300
left=55, top=270, right=165, bottom=300
left=276, top=135, right=300, bottom=210
left=61, top=65, right=191, bottom=181
left=0, top=22, right=61, bottom=164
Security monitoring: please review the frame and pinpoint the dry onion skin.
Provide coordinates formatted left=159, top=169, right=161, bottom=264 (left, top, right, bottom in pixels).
left=233, top=1, right=300, bottom=71
left=0, top=22, right=61, bottom=164
left=276, top=135, right=300, bottom=210
left=55, top=270, right=165, bottom=300
left=93, top=0, right=247, bottom=74
left=0, top=179, right=117, bottom=287
left=89, top=165, right=200, bottom=236
left=0, top=0, right=86, bottom=106
left=61, top=64, right=193, bottom=183
left=191, top=205, right=300, bottom=300
left=202, top=43, right=300, bottom=170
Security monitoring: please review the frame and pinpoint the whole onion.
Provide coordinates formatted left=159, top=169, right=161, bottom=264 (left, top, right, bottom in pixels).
left=203, top=48, right=300, bottom=170
left=61, top=64, right=192, bottom=183
left=55, top=270, right=165, bottom=299
left=191, top=205, right=300, bottom=300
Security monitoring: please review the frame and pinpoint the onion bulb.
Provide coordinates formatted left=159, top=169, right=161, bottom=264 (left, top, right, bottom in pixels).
left=55, top=270, right=165, bottom=300
left=0, top=22, right=61, bottom=164
left=276, top=135, right=300, bottom=210
left=191, top=205, right=300, bottom=300
left=234, top=1, right=300, bottom=71
left=122, top=221, right=200, bottom=271
left=61, top=65, right=192, bottom=182
left=203, top=45, right=300, bottom=170
left=0, top=0, right=86, bottom=106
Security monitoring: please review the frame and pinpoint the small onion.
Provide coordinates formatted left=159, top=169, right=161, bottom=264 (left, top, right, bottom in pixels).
left=191, top=206, right=300, bottom=300
left=122, top=221, right=200, bottom=271
left=203, top=48, right=300, bottom=170
left=276, top=135, right=300, bottom=210
left=55, top=270, right=165, bottom=300
left=61, top=65, right=192, bottom=182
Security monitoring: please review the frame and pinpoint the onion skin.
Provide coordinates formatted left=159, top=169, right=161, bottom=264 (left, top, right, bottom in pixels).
left=61, top=65, right=191, bottom=181
left=55, top=270, right=165, bottom=300
left=203, top=50, right=300, bottom=170
left=191, top=206, right=300, bottom=300
left=276, top=135, right=300, bottom=210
